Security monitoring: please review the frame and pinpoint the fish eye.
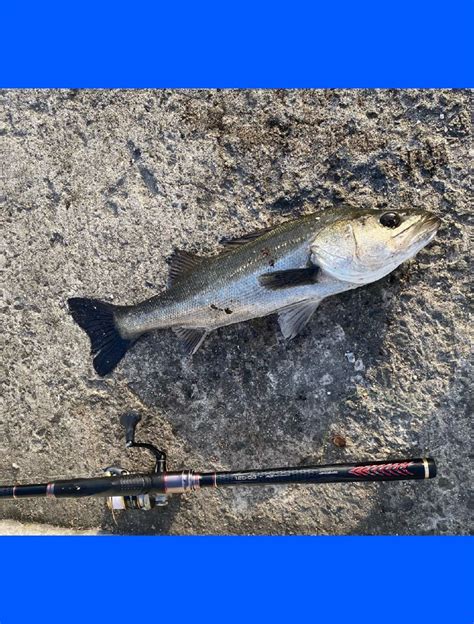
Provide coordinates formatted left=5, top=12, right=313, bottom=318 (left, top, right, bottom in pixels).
left=380, top=212, right=401, bottom=228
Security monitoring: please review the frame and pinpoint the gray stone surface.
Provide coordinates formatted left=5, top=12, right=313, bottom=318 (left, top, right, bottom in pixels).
left=1, top=89, right=472, bottom=535
left=0, top=519, right=102, bottom=535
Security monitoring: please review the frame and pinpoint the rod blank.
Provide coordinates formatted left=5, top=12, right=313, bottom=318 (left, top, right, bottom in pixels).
left=0, top=458, right=436, bottom=501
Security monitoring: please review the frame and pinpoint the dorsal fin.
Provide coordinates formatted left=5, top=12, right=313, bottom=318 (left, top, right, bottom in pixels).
left=220, top=226, right=272, bottom=248
left=167, top=249, right=204, bottom=286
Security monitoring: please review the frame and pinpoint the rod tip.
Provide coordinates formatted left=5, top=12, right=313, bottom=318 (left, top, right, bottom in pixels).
left=423, top=458, right=437, bottom=479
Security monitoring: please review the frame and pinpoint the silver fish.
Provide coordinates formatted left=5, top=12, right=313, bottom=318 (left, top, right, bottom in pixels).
left=68, top=207, right=440, bottom=376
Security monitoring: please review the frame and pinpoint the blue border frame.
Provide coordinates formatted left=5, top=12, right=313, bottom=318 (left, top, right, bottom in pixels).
left=0, top=536, right=472, bottom=623
left=0, top=0, right=472, bottom=87
left=1, top=3, right=473, bottom=622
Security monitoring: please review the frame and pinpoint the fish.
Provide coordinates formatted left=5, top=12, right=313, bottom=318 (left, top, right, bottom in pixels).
left=68, top=207, right=441, bottom=376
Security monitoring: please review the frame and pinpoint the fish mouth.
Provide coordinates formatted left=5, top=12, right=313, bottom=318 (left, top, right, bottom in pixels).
left=423, top=214, right=442, bottom=230
left=399, top=213, right=441, bottom=247
left=416, top=214, right=442, bottom=241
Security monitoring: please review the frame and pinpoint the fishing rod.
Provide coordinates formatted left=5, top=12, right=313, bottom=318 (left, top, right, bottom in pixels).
left=0, top=413, right=437, bottom=511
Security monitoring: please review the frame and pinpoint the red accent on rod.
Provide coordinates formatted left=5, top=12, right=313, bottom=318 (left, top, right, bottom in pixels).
left=348, top=462, right=414, bottom=478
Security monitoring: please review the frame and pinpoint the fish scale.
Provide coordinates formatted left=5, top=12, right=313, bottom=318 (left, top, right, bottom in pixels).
left=118, top=212, right=327, bottom=332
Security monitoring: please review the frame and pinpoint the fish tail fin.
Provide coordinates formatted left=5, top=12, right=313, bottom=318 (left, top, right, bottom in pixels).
left=67, top=297, right=133, bottom=376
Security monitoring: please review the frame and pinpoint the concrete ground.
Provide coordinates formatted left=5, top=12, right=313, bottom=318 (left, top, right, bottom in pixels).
left=1, top=89, right=472, bottom=535
left=0, top=519, right=101, bottom=535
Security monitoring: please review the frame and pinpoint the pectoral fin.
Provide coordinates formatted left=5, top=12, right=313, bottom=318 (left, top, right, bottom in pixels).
left=259, top=264, right=319, bottom=290
left=173, top=327, right=208, bottom=355
left=277, top=300, right=321, bottom=340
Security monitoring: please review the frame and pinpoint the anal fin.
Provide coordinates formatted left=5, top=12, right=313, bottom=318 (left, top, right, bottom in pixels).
left=173, top=327, right=208, bottom=355
left=277, top=300, right=321, bottom=340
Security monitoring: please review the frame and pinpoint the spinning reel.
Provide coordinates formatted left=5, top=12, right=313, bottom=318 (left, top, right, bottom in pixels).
left=105, top=413, right=169, bottom=511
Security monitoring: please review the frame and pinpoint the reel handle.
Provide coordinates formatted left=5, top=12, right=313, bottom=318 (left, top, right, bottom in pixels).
left=120, top=412, right=141, bottom=446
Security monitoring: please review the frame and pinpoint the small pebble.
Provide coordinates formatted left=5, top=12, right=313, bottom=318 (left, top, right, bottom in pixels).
left=332, top=435, right=347, bottom=448
left=320, top=373, right=334, bottom=386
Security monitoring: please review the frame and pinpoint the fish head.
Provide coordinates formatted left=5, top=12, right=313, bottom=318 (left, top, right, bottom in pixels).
left=310, top=208, right=441, bottom=284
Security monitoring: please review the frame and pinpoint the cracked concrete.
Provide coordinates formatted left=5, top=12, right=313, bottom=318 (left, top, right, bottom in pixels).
left=1, top=89, right=472, bottom=534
